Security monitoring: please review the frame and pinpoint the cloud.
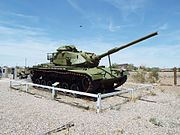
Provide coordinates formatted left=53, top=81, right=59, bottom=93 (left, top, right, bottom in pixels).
left=0, top=11, right=43, bottom=41
left=67, top=0, right=135, bottom=33
left=9, top=12, right=38, bottom=19
left=0, top=25, right=46, bottom=37
left=67, top=0, right=98, bottom=27
left=0, top=11, right=39, bottom=23
left=105, top=0, right=146, bottom=22
left=0, top=11, right=47, bottom=41
left=0, top=39, right=59, bottom=67
left=106, top=0, right=146, bottom=13
left=67, top=0, right=115, bottom=32
left=158, top=23, right=168, bottom=31
left=108, top=43, right=180, bottom=68
left=1, top=25, right=179, bottom=68
left=74, top=30, right=179, bottom=68
left=107, top=18, right=134, bottom=32
left=108, top=19, right=121, bottom=32
left=0, top=11, right=56, bottom=67
left=67, top=0, right=84, bottom=15
left=157, top=29, right=180, bottom=45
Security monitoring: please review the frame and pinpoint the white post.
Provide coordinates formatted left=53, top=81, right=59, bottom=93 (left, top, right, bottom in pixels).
left=20, top=83, right=22, bottom=91
left=25, top=84, right=28, bottom=92
left=52, top=82, right=59, bottom=99
left=10, top=80, right=12, bottom=88
left=130, top=88, right=134, bottom=101
left=52, top=87, right=55, bottom=99
left=96, top=93, right=102, bottom=113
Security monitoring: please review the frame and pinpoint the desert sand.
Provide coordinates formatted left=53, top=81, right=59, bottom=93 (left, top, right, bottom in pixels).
left=0, top=72, right=180, bottom=135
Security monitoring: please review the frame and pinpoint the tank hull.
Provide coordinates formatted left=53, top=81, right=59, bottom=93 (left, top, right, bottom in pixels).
left=30, top=66, right=127, bottom=94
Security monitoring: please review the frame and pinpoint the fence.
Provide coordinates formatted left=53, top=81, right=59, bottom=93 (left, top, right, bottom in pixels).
left=9, top=80, right=153, bottom=113
left=173, top=67, right=180, bottom=86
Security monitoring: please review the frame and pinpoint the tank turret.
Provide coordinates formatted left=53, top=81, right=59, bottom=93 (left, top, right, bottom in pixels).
left=48, top=32, right=158, bottom=68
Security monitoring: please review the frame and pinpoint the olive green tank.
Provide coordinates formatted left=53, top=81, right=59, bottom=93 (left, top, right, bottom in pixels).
left=30, top=32, right=158, bottom=93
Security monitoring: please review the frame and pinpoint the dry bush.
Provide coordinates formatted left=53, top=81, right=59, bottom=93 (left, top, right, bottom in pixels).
left=114, top=128, right=124, bottom=134
left=132, top=70, right=146, bottom=83
left=131, top=95, right=142, bottom=102
left=147, top=69, right=159, bottom=83
left=149, top=117, right=163, bottom=127
left=132, top=69, right=159, bottom=83
left=148, top=91, right=156, bottom=96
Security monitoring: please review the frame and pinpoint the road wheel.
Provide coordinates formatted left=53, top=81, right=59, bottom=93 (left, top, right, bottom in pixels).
left=70, top=83, right=80, bottom=91
left=70, top=83, right=80, bottom=97
left=47, top=81, right=52, bottom=86
left=82, top=77, right=89, bottom=91
left=41, top=80, right=46, bottom=85
left=35, top=79, right=40, bottom=84
left=61, top=82, right=69, bottom=89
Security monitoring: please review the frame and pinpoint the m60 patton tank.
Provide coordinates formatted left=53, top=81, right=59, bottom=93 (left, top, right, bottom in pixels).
left=30, top=32, right=158, bottom=94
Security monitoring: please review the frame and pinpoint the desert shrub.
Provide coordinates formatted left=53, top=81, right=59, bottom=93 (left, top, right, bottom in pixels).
left=148, top=91, right=156, bottom=96
left=111, top=63, right=119, bottom=68
left=133, top=70, right=146, bottom=83
left=133, top=69, right=159, bottom=83
left=127, top=64, right=137, bottom=71
left=7, top=68, right=12, bottom=74
left=149, top=117, right=163, bottom=127
left=151, top=67, right=160, bottom=72
left=139, top=65, right=160, bottom=72
left=147, top=69, right=159, bottom=83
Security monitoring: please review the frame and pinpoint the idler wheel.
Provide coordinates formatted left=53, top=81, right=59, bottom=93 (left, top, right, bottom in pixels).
left=114, top=75, right=127, bottom=88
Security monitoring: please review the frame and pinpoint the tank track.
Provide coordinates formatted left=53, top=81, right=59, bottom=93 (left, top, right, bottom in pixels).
left=30, top=69, right=101, bottom=93
left=30, top=68, right=127, bottom=94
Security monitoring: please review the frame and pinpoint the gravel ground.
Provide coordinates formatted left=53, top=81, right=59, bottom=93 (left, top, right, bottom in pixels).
left=0, top=78, right=180, bottom=135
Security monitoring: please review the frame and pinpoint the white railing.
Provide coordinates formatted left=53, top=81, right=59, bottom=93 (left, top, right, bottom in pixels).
left=9, top=80, right=153, bottom=113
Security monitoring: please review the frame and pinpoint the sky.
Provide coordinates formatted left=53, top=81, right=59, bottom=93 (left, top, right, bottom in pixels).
left=0, top=0, right=180, bottom=68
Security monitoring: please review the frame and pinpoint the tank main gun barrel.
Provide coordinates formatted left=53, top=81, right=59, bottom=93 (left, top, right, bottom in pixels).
left=97, top=32, right=158, bottom=59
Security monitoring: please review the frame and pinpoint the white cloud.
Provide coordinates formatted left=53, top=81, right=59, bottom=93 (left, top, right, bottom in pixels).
left=67, top=0, right=84, bottom=15
left=107, top=43, right=180, bottom=68
left=0, top=11, right=56, bottom=67
left=0, top=11, right=39, bottom=23
left=0, top=25, right=46, bottom=37
left=108, top=19, right=121, bottom=32
left=105, top=0, right=146, bottom=22
left=0, top=26, right=179, bottom=68
left=67, top=0, right=119, bottom=32
left=107, top=18, right=134, bottom=32
left=0, top=11, right=44, bottom=41
left=0, top=5, right=179, bottom=68
left=106, top=0, right=146, bottom=13
left=67, top=0, right=98, bottom=27
left=158, top=23, right=168, bottom=31
left=9, top=12, right=38, bottom=19
left=0, top=39, right=59, bottom=67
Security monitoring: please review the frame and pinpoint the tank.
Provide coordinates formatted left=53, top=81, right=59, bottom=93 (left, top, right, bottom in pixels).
left=30, top=32, right=158, bottom=94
